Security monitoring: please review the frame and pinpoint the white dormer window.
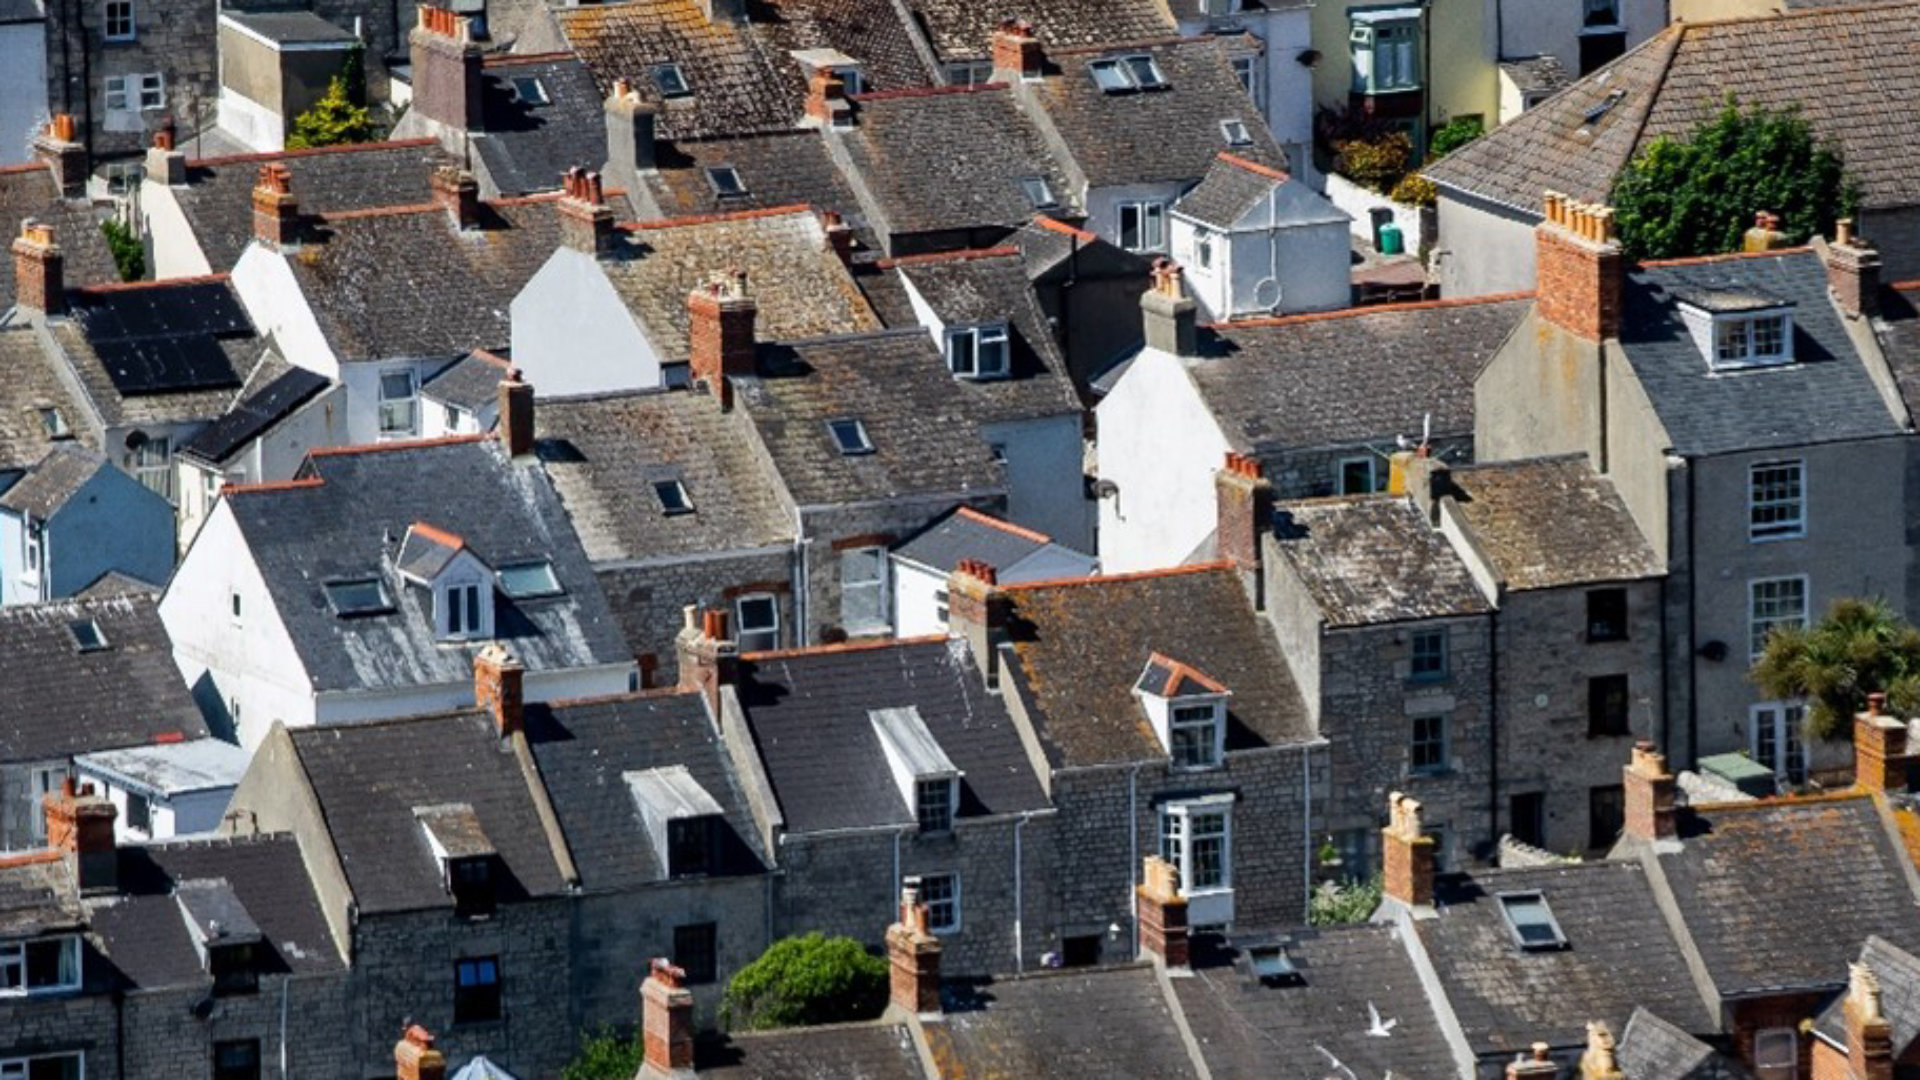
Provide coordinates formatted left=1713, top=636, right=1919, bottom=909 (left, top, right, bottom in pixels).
left=1678, top=291, right=1795, bottom=371
left=1135, top=653, right=1230, bottom=771
left=627, top=766, right=726, bottom=879
left=399, top=524, right=495, bottom=640
left=442, top=580, right=482, bottom=638
left=1714, top=312, right=1791, bottom=368
left=945, top=324, right=1009, bottom=379
left=871, top=707, right=962, bottom=834
left=1220, top=118, right=1252, bottom=146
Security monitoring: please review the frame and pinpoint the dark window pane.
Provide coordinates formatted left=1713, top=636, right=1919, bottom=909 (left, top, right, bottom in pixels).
left=1587, top=587, right=1628, bottom=642
left=1589, top=785, right=1625, bottom=850
left=674, top=922, right=718, bottom=985
left=1588, top=674, right=1631, bottom=737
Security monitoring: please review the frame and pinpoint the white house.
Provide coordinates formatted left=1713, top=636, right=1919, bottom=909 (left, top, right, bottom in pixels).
left=1169, top=153, right=1352, bottom=321
left=73, top=737, right=250, bottom=842
left=173, top=367, right=346, bottom=547
left=890, top=507, right=1096, bottom=637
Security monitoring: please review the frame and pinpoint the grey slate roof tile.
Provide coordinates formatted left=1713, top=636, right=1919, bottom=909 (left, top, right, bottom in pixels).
left=926, top=964, right=1202, bottom=1079
left=696, top=1022, right=925, bottom=1079
left=1444, top=456, right=1662, bottom=590
left=1878, top=284, right=1920, bottom=421
left=737, top=637, right=1048, bottom=832
left=889, top=249, right=1081, bottom=422
left=1175, top=153, right=1291, bottom=231
left=893, top=507, right=1048, bottom=575
left=0, top=167, right=118, bottom=307
left=0, top=442, right=105, bottom=516
left=641, top=130, right=877, bottom=251
left=905, top=0, right=1174, bottom=62
left=1812, top=937, right=1920, bottom=1055
left=1002, top=564, right=1314, bottom=768
left=0, top=327, right=96, bottom=470
left=1272, top=495, right=1493, bottom=626
left=221, top=10, right=355, bottom=43
left=177, top=366, right=329, bottom=467
left=420, top=349, right=511, bottom=413
left=0, top=858, right=79, bottom=938
left=1616, top=1007, right=1748, bottom=1080
left=473, top=56, right=609, bottom=196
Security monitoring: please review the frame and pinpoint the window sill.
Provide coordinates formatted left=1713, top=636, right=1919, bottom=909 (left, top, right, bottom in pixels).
left=1406, top=676, right=1451, bottom=688
left=1408, top=767, right=1454, bottom=779
left=1748, top=532, right=1806, bottom=544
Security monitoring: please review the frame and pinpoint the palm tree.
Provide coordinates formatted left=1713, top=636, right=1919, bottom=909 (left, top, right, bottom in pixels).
left=1751, top=597, right=1920, bottom=740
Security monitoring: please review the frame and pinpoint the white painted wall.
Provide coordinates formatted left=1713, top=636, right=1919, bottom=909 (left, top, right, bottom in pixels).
left=141, top=178, right=216, bottom=279
left=509, top=247, right=664, bottom=397
left=891, top=559, right=949, bottom=638
left=1172, top=179, right=1351, bottom=321
left=311, top=663, right=634, bottom=725
left=217, top=88, right=285, bottom=153
left=1497, top=0, right=1665, bottom=84
left=94, top=781, right=233, bottom=842
left=1086, top=181, right=1191, bottom=257
left=0, top=512, right=38, bottom=606
left=232, top=245, right=340, bottom=379
left=339, top=359, right=443, bottom=446
left=1434, top=190, right=1539, bottom=297
left=174, top=383, right=348, bottom=546
left=1095, top=349, right=1231, bottom=572
left=0, top=23, right=48, bottom=168
left=1324, top=172, right=1423, bottom=248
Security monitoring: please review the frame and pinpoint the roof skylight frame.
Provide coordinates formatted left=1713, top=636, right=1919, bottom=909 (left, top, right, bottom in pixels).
left=654, top=63, right=692, bottom=99
left=1496, top=890, right=1569, bottom=951
left=68, top=618, right=109, bottom=652
left=705, top=165, right=748, bottom=198
left=653, top=477, right=695, bottom=515
left=1220, top=118, right=1252, bottom=146
left=509, top=75, right=549, bottom=105
left=1245, top=944, right=1301, bottom=985
left=497, top=560, right=564, bottom=600
left=828, top=417, right=875, bottom=456
left=1124, top=54, right=1167, bottom=89
left=1020, top=176, right=1057, bottom=210
left=324, top=576, right=395, bottom=617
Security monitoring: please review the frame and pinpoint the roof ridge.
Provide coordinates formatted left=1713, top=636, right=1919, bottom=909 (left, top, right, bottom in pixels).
left=307, top=434, right=490, bottom=458
left=1212, top=291, right=1534, bottom=331
left=0, top=162, right=48, bottom=176
left=223, top=477, right=326, bottom=496
left=188, top=137, right=440, bottom=168
left=72, top=273, right=231, bottom=295
left=742, top=633, right=948, bottom=662
left=618, top=203, right=815, bottom=232
left=545, top=685, right=701, bottom=708
left=1004, top=560, right=1232, bottom=593
left=407, top=521, right=466, bottom=549
left=850, top=83, right=1009, bottom=102
left=0, top=848, right=62, bottom=869
left=316, top=202, right=442, bottom=222
left=1215, top=151, right=1288, bottom=182
left=1688, top=789, right=1873, bottom=813
left=878, top=246, right=1021, bottom=269
left=1637, top=246, right=1815, bottom=269
left=953, top=505, right=1053, bottom=544
left=468, top=348, right=514, bottom=369
left=1674, top=0, right=1920, bottom=31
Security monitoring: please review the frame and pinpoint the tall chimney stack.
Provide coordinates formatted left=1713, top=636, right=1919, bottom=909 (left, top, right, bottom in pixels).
left=11, top=221, right=65, bottom=316
left=1141, top=258, right=1198, bottom=357
left=604, top=78, right=659, bottom=195
left=887, top=882, right=943, bottom=1016
left=1215, top=452, right=1272, bottom=611
left=33, top=115, right=87, bottom=199
left=1581, top=1022, right=1624, bottom=1080
left=676, top=606, right=738, bottom=721
left=410, top=5, right=484, bottom=133
left=991, top=18, right=1046, bottom=81
left=1622, top=740, right=1676, bottom=842
left=1136, top=855, right=1190, bottom=969
left=497, top=367, right=534, bottom=457
left=945, top=559, right=1007, bottom=688
left=640, top=958, right=696, bottom=1075
left=1826, top=219, right=1882, bottom=320
left=251, top=164, right=300, bottom=248
left=474, top=644, right=525, bottom=738
left=1381, top=791, right=1434, bottom=908
left=803, top=69, right=854, bottom=129
left=431, top=166, right=481, bottom=230
left=44, top=777, right=117, bottom=892
left=686, top=268, right=757, bottom=410
left=1854, top=693, right=1913, bottom=794
left=557, top=167, right=615, bottom=255
left=1535, top=191, right=1622, bottom=343
left=1844, top=962, right=1896, bottom=1080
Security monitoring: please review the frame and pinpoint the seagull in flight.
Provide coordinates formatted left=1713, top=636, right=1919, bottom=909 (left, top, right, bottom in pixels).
left=1367, top=1001, right=1399, bottom=1037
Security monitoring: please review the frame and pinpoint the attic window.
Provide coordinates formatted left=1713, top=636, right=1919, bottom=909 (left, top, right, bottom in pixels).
left=498, top=560, right=562, bottom=599
left=828, top=418, right=874, bottom=456
left=68, top=619, right=108, bottom=652
left=654, top=478, right=694, bottom=515
left=1246, top=945, right=1300, bottom=985
left=1580, top=89, right=1625, bottom=127
left=945, top=324, right=1010, bottom=380
left=706, top=166, right=747, bottom=197
left=654, top=63, right=692, bottom=98
left=1497, top=891, right=1568, bottom=950
left=324, top=577, right=392, bottom=617
left=448, top=856, right=495, bottom=919
left=1220, top=118, right=1252, bottom=146
left=1125, top=55, right=1167, bottom=88
left=1713, top=313, right=1792, bottom=369
left=509, top=75, right=549, bottom=105
left=1020, top=176, right=1057, bottom=210
left=38, top=408, right=70, bottom=440
left=1090, top=55, right=1169, bottom=94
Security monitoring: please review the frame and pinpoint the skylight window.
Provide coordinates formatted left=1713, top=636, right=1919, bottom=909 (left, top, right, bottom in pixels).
left=1580, top=89, right=1625, bottom=127
left=706, top=166, right=747, bottom=198
left=1126, top=55, right=1166, bottom=88
left=498, top=561, right=562, bottom=599
left=654, top=63, right=692, bottom=98
left=1020, top=176, right=1057, bottom=210
left=38, top=407, right=70, bottom=440
left=1497, top=892, right=1568, bottom=951
left=1246, top=945, right=1300, bottom=985
left=654, top=478, right=694, bottom=515
left=68, top=619, right=108, bottom=652
left=509, top=75, right=549, bottom=105
left=828, top=418, right=874, bottom=456
left=1088, top=58, right=1136, bottom=93
left=325, top=577, right=393, bottom=617
left=1220, top=118, right=1252, bottom=146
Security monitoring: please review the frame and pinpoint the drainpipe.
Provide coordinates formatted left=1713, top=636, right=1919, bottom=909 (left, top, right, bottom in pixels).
left=1300, top=745, right=1313, bottom=914
left=1685, top=460, right=1698, bottom=768
left=1487, top=611, right=1500, bottom=852
left=1013, top=811, right=1035, bottom=972
left=1126, top=763, right=1143, bottom=957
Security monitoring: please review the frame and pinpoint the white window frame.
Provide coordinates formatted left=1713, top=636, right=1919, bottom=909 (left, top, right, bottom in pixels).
left=378, top=368, right=419, bottom=439
left=1748, top=460, right=1805, bottom=541
left=137, top=72, right=163, bottom=110
left=128, top=435, right=172, bottom=503
left=735, top=593, right=778, bottom=652
left=916, top=872, right=960, bottom=934
left=25, top=765, right=66, bottom=845
left=944, top=324, right=1010, bottom=380
left=1117, top=200, right=1166, bottom=253
left=0, top=935, right=83, bottom=996
left=108, top=73, right=164, bottom=112
left=1160, top=797, right=1233, bottom=895
left=1168, top=702, right=1224, bottom=770
left=945, top=60, right=993, bottom=86
left=1220, top=118, right=1252, bottom=147
left=105, top=75, right=130, bottom=112
left=1749, top=702, right=1808, bottom=787
left=1410, top=714, right=1449, bottom=775
left=1336, top=455, right=1376, bottom=494
left=439, top=578, right=485, bottom=640
left=1753, top=1027, right=1798, bottom=1080
left=839, top=546, right=889, bottom=635
left=1709, top=311, right=1793, bottom=370
left=1748, top=575, right=1808, bottom=661
left=103, top=0, right=134, bottom=41
left=1351, top=17, right=1420, bottom=95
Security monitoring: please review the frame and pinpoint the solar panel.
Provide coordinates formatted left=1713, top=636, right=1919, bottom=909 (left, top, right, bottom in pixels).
left=74, top=281, right=251, bottom=397
left=92, top=337, right=242, bottom=396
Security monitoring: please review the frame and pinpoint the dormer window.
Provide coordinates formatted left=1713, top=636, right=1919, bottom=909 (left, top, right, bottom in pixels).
left=417, top=804, right=497, bottom=919
left=916, top=777, right=956, bottom=833
left=1675, top=289, right=1795, bottom=371
left=706, top=166, right=747, bottom=197
left=828, top=418, right=874, bottom=456
left=398, top=523, right=494, bottom=640
left=443, top=581, right=483, bottom=638
left=871, top=707, right=962, bottom=834
left=449, top=857, right=496, bottom=919
left=509, top=75, right=548, bottom=105
left=654, top=63, right=692, bottom=98
left=1220, top=118, right=1252, bottom=146
left=627, top=766, right=727, bottom=880
left=324, top=577, right=392, bottom=617
left=175, top=879, right=262, bottom=995
left=1136, top=653, right=1230, bottom=771
left=1020, top=176, right=1057, bottom=210
left=945, top=324, right=1009, bottom=379
left=1089, top=55, right=1166, bottom=93
left=1170, top=703, right=1223, bottom=769
left=67, top=619, right=107, bottom=652
left=1715, top=313, right=1790, bottom=368
left=668, top=818, right=715, bottom=877
left=497, top=560, right=562, bottom=600
left=1498, top=891, right=1568, bottom=951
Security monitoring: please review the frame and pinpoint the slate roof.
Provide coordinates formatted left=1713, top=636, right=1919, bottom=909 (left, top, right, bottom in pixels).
left=0, top=328, right=95, bottom=469
left=893, top=506, right=1092, bottom=580
left=536, top=387, right=791, bottom=563
left=286, top=196, right=565, bottom=363
left=0, top=856, right=78, bottom=938
left=602, top=208, right=881, bottom=359
left=223, top=437, right=629, bottom=693
left=289, top=711, right=567, bottom=913
left=640, top=130, right=875, bottom=250
left=1024, top=37, right=1284, bottom=190
left=168, top=140, right=454, bottom=272
left=177, top=366, right=329, bottom=467
left=222, top=9, right=355, bottom=43
left=0, top=165, right=117, bottom=307
left=0, top=0, right=43, bottom=24
left=1878, top=283, right=1920, bottom=420
left=1616, top=1008, right=1747, bottom=1080
left=1660, top=794, right=1920, bottom=997
left=737, top=637, right=1048, bottom=832
left=1175, top=154, right=1290, bottom=231
left=0, top=443, right=105, bottom=517
left=1272, top=496, right=1493, bottom=627
left=0, top=592, right=208, bottom=764
left=473, top=55, right=608, bottom=197
left=1173, top=924, right=1457, bottom=1080
left=525, top=691, right=768, bottom=890
left=832, top=85, right=1077, bottom=240
left=420, top=350, right=511, bottom=413
left=1426, top=7, right=1920, bottom=215
left=904, top=0, right=1173, bottom=62
left=927, top=964, right=1201, bottom=1079
left=697, top=1022, right=925, bottom=1080
left=89, top=834, right=344, bottom=988
left=733, top=329, right=1005, bottom=508
left=889, top=250, right=1081, bottom=421
left=1187, top=296, right=1529, bottom=455
left=1498, top=55, right=1570, bottom=97
left=1812, top=937, right=1920, bottom=1055
left=1444, top=456, right=1662, bottom=590
left=1619, top=250, right=1906, bottom=456
left=1416, top=861, right=1716, bottom=1058
left=1001, top=564, right=1315, bottom=768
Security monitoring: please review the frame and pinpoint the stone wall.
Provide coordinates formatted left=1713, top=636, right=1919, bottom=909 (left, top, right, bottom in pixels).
left=118, top=973, right=354, bottom=1080
left=1259, top=436, right=1474, bottom=502
left=799, top=495, right=1004, bottom=645
left=596, top=547, right=794, bottom=686
left=568, top=875, right=769, bottom=1035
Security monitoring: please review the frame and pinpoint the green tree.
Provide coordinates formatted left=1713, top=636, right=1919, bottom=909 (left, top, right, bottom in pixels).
left=1751, top=597, right=1920, bottom=741
left=100, top=217, right=144, bottom=281
left=720, top=933, right=888, bottom=1031
left=559, top=1027, right=641, bottom=1080
left=1611, top=100, right=1857, bottom=260
left=1309, top=874, right=1383, bottom=925
left=1428, top=115, right=1483, bottom=159
left=285, top=74, right=372, bottom=150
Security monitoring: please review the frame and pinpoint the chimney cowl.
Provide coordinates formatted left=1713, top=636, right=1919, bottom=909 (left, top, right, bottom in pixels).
left=1141, top=257, right=1198, bottom=357
left=1535, top=190, right=1623, bottom=343
left=557, top=167, right=616, bottom=255
left=251, top=163, right=300, bottom=249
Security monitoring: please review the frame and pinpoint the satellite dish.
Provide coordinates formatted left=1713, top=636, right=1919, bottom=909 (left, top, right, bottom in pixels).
left=1253, top=277, right=1282, bottom=310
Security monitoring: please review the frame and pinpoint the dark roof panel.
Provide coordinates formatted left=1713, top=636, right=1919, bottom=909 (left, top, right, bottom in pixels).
left=178, top=366, right=329, bottom=466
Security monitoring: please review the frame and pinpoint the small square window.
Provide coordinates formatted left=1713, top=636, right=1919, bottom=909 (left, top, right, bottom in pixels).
left=668, top=816, right=715, bottom=878
left=453, top=957, right=502, bottom=1024
left=509, top=75, right=548, bottom=104
left=38, top=408, right=70, bottom=440
left=654, top=478, right=694, bottom=515
left=945, top=324, right=1010, bottom=379
left=1409, top=628, right=1448, bottom=682
left=1020, top=176, right=1056, bottom=209
left=1497, top=891, right=1568, bottom=950
left=103, top=0, right=135, bottom=40
left=324, top=577, right=392, bottom=616
left=916, top=873, right=959, bottom=933
left=706, top=166, right=747, bottom=197
left=137, top=73, right=164, bottom=110
left=674, top=922, right=718, bottom=985
left=1410, top=714, right=1447, bottom=774
left=1337, top=456, right=1376, bottom=494
left=654, top=63, right=691, bottom=98
left=828, top=418, right=873, bottom=455
left=916, top=777, right=954, bottom=833
left=498, top=561, right=562, bottom=599
left=736, top=593, right=778, bottom=652
left=213, top=1039, right=260, bottom=1080
left=1220, top=118, right=1252, bottom=146
left=1586, top=588, right=1627, bottom=642
left=1117, top=201, right=1166, bottom=253
left=1587, top=674, right=1630, bottom=737
left=105, top=75, right=130, bottom=112
left=67, top=619, right=108, bottom=651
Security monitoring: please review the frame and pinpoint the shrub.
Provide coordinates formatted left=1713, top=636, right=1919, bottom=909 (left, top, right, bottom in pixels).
left=286, top=72, right=372, bottom=150
left=1428, top=115, right=1484, bottom=160
left=720, top=933, right=888, bottom=1032
left=560, top=1027, right=641, bottom=1080
left=1389, top=172, right=1437, bottom=208
left=1334, top=131, right=1413, bottom=195
left=100, top=217, right=143, bottom=281
left=1751, top=597, right=1920, bottom=741
left=1309, top=875, right=1384, bottom=925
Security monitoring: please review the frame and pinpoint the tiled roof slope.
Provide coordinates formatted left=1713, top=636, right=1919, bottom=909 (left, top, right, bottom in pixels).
left=1427, top=6, right=1920, bottom=214
left=474, top=56, right=609, bottom=197
left=536, top=388, right=791, bottom=563
left=1174, top=925, right=1457, bottom=1080
left=0, top=166, right=117, bottom=306
left=737, top=638, right=1047, bottom=833
left=288, top=711, right=567, bottom=913
left=0, top=442, right=103, bottom=516
left=0, top=329, right=95, bottom=469
left=1620, top=250, right=1905, bottom=456
left=1811, top=937, right=1920, bottom=1054
left=641, top=131, right=875, bottom=249
left=1616, top=1008, right=1744, bottom=1080
left=1272, top=496, right=1493, bottom=627
left=1002, top=565, right=1315, bottom=768
left=734, top=329, right=1005, bottom=507
left=525, top=692, right=769, bottom=891
left=749, top=0, right=937, bottom=98
left=169, top=140, right=453, bottom=271
left=419, top=349, right=510, bottom=413
left=905, top=0, right=1173, bottom=61
left=558, top=0, right=784, bottom=140
left=1445, top=456, right=1662, bottom=590
left=1176, top=154, right=1290, bottom=231
left=605, top=209, right=880, bottom=359
left=1661, top=794, right=1920, bottom=996
left=925, top=964, right=1202, bottom=1079
left=698, top=1022, right=924, bottom=1079
left=1876, top=283, right=1920, bottom=419
left=890, top=251, right=1081, bottom=421
left=833, top=85, right=1076, bottom=238
left=1417, top=861, right=1716, bottom=1057
left=1190, top=297, right=1529, bottom=454
left=0, top=858, right=78, bottom=938
left=0, top=592, right=208, bottom=763
left=1027, top=38, right=1285, bottom=189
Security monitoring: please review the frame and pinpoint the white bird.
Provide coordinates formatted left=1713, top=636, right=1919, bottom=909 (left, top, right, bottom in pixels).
left=1316, top=1044, right=1358, bottom=1080
left=1366, top=1002, right=1399, bottom=1037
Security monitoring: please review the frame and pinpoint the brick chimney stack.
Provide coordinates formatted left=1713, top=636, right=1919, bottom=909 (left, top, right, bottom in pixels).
left=1854, top=693, right=1913, bottom=794
left=11, top=221, right=64, bottom=317
left=44, top=777, right=117, bottom=892
left=251, top=163, right=300, bottom=248
left=1216, top=452, right=1273, bottom=611
left=687, top=268, right=757, bottom=410
left=394, top=1025, right=447, bottom=1080
left=676, top=606, right=738, bottom=721
left=1142, top=258, right=1198, bottom=357
left=1581, top=1022, right=1624, bottom=1080
left=1844, top=962, right=1896, bottom=1080
left=431, top=166, right=481, bottom=230
left=557, top=167, right=616, bottom=255
left=474, top=644, right=525, bottom=738
left=991, top=18, right=1046, bottom=81
left=640, top=958, right=696, bottom=1076
left=498, top=367, right=535, bottom=457
left=146, top=127, right=187, bottom=185
left=946, top=559, right=1007, bottom=688
left=1743, top=210, right=1790, bottom=253
left=1381, top=791, right=1435, bottom=908
left=1536, top=191, right=1622, bottom=342
left=887, top=882, right=943, bottom=1016
left=1826, top=219, right=1882, bottom=320
left=604, top=78, right=658, bottom=193
left=410, top=5, right=484, bottom=133
left=803, top=68, right=854, bottom=129
left=1622, top=740, right=1676, bottom=842
left=1508, top=1043, right=1558, bottom=1080
left=32, top=115, right=87, bottom=199
left=1136, top=855, right=1190, bottom=969
left=821, top=210, right=855, bottom=266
